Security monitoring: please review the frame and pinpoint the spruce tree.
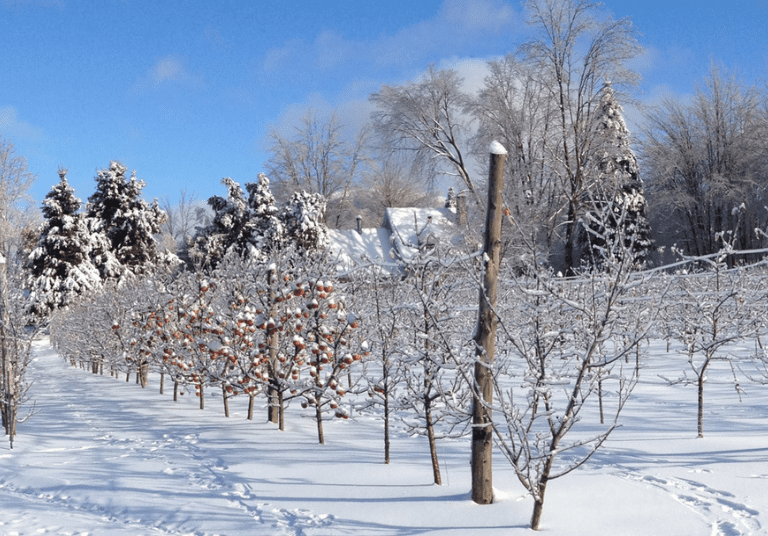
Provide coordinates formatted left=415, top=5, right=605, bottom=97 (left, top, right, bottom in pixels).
left=582, top=83, right=652, bottom=267
left=282, top=190, right=328, bottom=251
left=86, top=161, right=168, bottom=277
left=27, top=169, right=102, bottom=316
left=246, top=173, right=285, bottom=254
left=191, top=177, right=258, bottom=269
left=192, top=174, right=328, bottom=270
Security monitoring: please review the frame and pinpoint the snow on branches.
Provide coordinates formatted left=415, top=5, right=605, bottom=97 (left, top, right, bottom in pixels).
left=191, top=174, right=327, bottom=270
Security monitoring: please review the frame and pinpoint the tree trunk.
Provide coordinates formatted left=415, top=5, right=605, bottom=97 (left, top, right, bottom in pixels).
left=140, top=361, right=148, bottom=388
left=222, top=385, right=230, bottom=417
left=199, top=382, right=204, bottom=410
left=384, top=384, right=391, bottom=465
left=159, top=372, right=164, bottom=395
left=278, top=390, right=285, bottom=431
left=472, top=143, right=505, bottom=504
left=530, top=485, right=548, bottom=531
left=267, top=379, right=280, bottom=424
left=173, top=381, right=179, bottom=402
left=530, top=451, right=556, bottom=530
left=266, top=267, right=280, bottom=424
left=315, top=401, right=325, bottom=445
left=598, top=378, right=604, bottom=424
left=564, top=201, right=576, bottom=274
left=697, top=371, right=706, bottom=438
left=425, top=401, right=442, bottom=485
left=247, top=393, right=255, bottom=420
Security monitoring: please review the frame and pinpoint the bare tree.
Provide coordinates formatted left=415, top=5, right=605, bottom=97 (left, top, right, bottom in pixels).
left=488, top=229, right=665, bottom=529
left=660, top=227, right=761, bottom=438
left=521, top=0, right=642, bottom=272
left=351, top=272, right=402, bottom=464
left=0, top=136, right=38, bottom=264
left=397, top=254, right=473, bottom=485
left=160, top=188, right=205, bottom=248
left=266, top=109, right=370, bottom=229
left=370, top=66, right=481, bottom=211
left=0, top=261, right=39, bottom=448
left=353, top=155, right=430, bottom=227
left=641, top=65, right=766, bottom=259
left=469, top=54, right=562, bottom=264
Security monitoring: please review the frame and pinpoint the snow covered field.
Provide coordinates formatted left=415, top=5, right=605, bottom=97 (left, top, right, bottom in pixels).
left=2, top=337, right=767, bottom=535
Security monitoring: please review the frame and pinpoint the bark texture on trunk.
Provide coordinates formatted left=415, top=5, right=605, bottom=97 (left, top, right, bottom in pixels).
left=472, top=145, right=506, bottom=504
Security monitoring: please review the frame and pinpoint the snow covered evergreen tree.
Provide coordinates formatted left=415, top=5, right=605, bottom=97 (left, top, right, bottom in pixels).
left=282, top=190, right=328, bottom=251
left=246, top=173, right=286, bottom=255
left=581, top=82, right=652, bottom=267
left=27, top=169, right=102, bottom=317
left=86, top=161, right=170, bottom=278
left=192, top=174, right=326, bottom=270
left=191, top=178, right=260, bottom=269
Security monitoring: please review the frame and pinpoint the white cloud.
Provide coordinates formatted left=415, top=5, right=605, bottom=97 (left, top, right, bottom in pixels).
left=132, top=55, right=202, bottom=93
left=151, top=57, right=189, bottom=83
left=262, top=0, right=524, bottom=75
left=263, top=39, right=300, bottom=73
left=0, top=106, right=44, bottom=141
left=437, top=56, right=493, bottom=95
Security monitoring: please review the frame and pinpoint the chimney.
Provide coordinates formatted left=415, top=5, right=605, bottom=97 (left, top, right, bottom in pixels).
left=356, top=215, right=363, bottom=234
left=456, top=193, right=467, bottom=226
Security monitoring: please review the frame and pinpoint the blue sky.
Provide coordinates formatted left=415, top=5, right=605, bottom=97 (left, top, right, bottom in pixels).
left=1, top=0, right=766, bottom=208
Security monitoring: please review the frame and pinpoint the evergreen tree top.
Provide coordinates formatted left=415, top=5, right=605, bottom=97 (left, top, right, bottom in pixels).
left=42, top=170, right=81, bottom=220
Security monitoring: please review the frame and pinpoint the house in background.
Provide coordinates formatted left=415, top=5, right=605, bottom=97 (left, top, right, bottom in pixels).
left=326, top=189, right=468, bottom=276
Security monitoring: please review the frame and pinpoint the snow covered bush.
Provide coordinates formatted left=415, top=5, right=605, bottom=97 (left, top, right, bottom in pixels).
left=281, top=190, right=328, bottom=251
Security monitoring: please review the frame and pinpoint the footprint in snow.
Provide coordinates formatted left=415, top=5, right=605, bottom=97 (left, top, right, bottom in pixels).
left=620, top=472, right=761, bottom=535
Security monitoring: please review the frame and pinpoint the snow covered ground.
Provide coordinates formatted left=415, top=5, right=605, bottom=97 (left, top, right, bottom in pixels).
left=2, top=337, right=767, bottom=535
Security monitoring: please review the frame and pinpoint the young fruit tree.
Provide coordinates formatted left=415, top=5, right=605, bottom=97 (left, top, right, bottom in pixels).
left=350, top=272, right=400, bottom=464
left=660, top=238, right=761, bottom=438
left=397, top=253, right=473, bottom=485
left=490, top=252, right=666, bottom=530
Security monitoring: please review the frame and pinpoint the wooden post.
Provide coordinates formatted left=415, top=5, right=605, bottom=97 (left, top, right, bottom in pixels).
left=472, top=141, right=506, bottom=504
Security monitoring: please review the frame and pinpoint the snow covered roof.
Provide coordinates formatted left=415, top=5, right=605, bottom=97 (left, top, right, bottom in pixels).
left=326, top=227, right=396, bottom=276
left=383, top=207, right=461, bottom=263
left=326, top=206, right=463, bottom=276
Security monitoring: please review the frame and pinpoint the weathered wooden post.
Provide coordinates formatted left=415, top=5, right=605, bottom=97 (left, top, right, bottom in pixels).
left=472, top=141, right=506, bottom=504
